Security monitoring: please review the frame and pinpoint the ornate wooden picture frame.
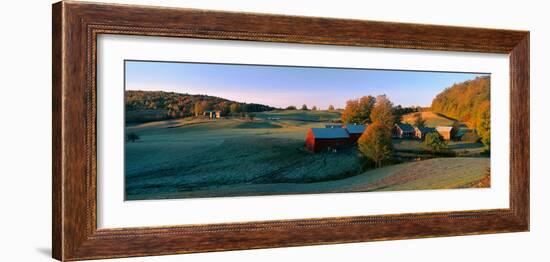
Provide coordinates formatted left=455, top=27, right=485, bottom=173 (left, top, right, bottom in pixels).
left=52, top=1, right=529, bottom=261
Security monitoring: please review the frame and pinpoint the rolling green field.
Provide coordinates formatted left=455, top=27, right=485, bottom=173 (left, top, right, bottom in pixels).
left=125, top=109, right=489, bottom=200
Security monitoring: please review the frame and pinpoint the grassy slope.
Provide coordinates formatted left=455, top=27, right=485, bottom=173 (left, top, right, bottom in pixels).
left=132, top=157, right=490, bottom=199
left=402, top=111, right=457, bottom=127
left=356, top=157, right=489, bottom=191
left=393, top=139, right=487, bottom=155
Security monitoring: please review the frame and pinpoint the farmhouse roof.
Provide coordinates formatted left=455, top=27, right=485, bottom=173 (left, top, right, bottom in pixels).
left=310, top=128, right=349, bottom=139
left=416, top=127, right=436, bottom=133
left=436, top=126, right=453, bottom=132
left=396, top=123, right=414, bottom=132
left=345, top=124, right=366, bottom=134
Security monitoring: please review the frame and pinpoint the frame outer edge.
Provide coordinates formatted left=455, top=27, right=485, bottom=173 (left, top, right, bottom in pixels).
left=53, top=1, right=531, bottom=260
left=52, top=1, right=64, bottom=261
left=510, top=33, right=530, bottom=229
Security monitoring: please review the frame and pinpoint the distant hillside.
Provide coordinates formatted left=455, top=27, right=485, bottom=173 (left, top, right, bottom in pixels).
left=430, top=76, right=490, bottom=145
left=402, top=111, right=457, bottom=127
left=125, top=90, right=275, bottom=123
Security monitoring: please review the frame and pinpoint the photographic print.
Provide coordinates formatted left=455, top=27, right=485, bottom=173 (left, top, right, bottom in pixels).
left=124, top=61, right=491, bottom=200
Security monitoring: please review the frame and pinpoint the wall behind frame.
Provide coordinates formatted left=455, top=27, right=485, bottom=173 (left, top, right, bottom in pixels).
left=0, top=0, right=546, bottom=261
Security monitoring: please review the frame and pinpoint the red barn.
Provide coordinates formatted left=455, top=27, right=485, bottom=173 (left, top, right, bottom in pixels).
left=306, top=128, right=350, bottom=153
left=344, top=124, right=367, bottom=143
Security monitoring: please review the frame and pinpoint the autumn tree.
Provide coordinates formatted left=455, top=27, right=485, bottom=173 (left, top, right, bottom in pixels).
left=311, top=105, right=318, bottom=111
left=229, top=103, right=241, bottom=115
left=193, top=101, right=204, bottom=116
left=476, top=101, right=491, bottom=146
left=328, top=105, right=335, bottom=111
left=358, top=122, right=393, bottom=168
left=341, top=95, right=376, bottom=124
left=167, top=103, right=179, bottom=118
left=286, top=105, right=297, bottom=110
left=431, top=76, right=490, bottom=147
left=217, top=102, right=231, bottom=116
left=357, top=95, right=397, bottom=167
left=341, top=99, right=360, bottom=123
left=370, top=95, right=396, bottom=129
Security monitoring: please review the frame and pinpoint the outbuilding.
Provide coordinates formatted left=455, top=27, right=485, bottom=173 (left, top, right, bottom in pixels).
left=436, top=126, right=453, bottom=140
left=203, top=110, right=221, bottom=119
left=344, top=124, right=367, bottom=142
left=414, top=127, right=436, bottom=140
left=393, top=123, right=415, bottom=138
left=305, top=128, right=350, bottom=153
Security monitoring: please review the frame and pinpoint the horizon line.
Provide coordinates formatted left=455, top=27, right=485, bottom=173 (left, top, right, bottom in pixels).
left=125, top=89, right=436, bottom=109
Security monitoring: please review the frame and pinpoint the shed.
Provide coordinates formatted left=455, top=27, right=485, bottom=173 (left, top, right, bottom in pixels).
left=203, top=110, right=221, bottom=119
left=454, top=128, right=470, bottom=140
left=393, top=123, right=415, bottom=138
left=436, top=126, right=453, bottom=140
left=305, top=128, right=350, bottom=153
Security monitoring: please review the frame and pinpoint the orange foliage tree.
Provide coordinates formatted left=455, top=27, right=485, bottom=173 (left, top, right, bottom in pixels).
left=357, top=95, right=396, bottom=167
left=370, top=95, right=396, bottom=129
left=431, top=76, right=490, bottom=146
left=358, top=122, right=393, bottom=168
left=341, top=95, right=376, bottom=124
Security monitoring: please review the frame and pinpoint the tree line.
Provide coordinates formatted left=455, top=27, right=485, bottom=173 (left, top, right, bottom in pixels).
left=341, top=95, right=420, bottom=125
left=284, top=104, right=337, bottom=111
left=125, top=90, right=275, bottom=121
left=431, top=76, right=490, bottom=146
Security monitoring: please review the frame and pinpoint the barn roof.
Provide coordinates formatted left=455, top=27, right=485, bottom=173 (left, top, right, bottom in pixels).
left=454, top=128, right=470, bottom=137
left=345, top=124, right=366, bottom=134
left=310, top=128, right=349, bottom=139
left=436, top=126, right=453, bottom=132
left=396, top=123, right=414, bottom=132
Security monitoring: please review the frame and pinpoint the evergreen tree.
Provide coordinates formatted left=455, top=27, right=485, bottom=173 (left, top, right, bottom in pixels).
left=424, top=132, right=447, bottom=153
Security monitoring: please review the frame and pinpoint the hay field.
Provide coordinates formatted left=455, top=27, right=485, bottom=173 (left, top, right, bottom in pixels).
left=402, top=111, right=457, bottom=127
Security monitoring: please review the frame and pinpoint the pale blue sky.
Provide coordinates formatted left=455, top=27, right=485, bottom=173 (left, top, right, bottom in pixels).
left=125, top=60, right=489, bottom=109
